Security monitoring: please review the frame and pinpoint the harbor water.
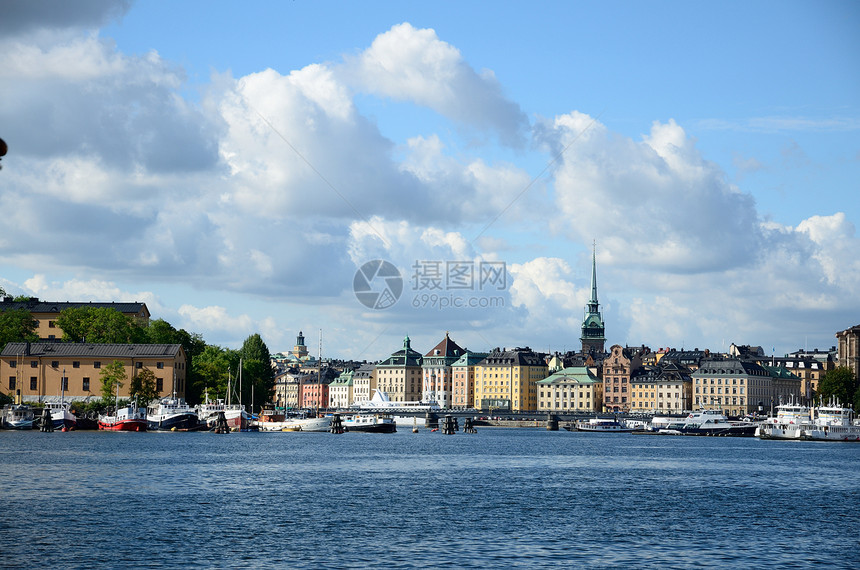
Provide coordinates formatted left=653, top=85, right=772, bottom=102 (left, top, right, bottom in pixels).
left=1, top=428, right=859, bottom=569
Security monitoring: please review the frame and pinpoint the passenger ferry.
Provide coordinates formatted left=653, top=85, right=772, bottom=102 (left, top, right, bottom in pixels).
left=804, top=401, right=860, bottom=442
left=571, top=418, right=635, bottom=432
left=756, top=400, right=812, bottom=440
left=352, top=389, right=441, bottom=413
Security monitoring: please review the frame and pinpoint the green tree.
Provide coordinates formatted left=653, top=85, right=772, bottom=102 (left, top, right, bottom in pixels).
left=0, top=308, right=38, bottom=347
left=99, top=360, right=127, bottom=402
left=817, top=366, right=858, bottom=406
left=144, top=319, right=206, bottom=403
left=57, top=307, right=147, bottom=344
left=191, top=344, right=240, bottom=402
left=130, top=368, right=159, bottom=406
left=240, top=333, right=276, bottom=412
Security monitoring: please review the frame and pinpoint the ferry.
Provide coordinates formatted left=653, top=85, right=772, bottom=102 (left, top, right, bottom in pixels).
left=678, top=409, right=757, bottom=437
left=254, top=410, right=332, bottom=432
left=352, top=389, right=441, bottom=413
left=804, top=401, right=860, bottom=442
left=571, top=417, right=635, bottom=432
left=755, top=400, right=811, bottom=440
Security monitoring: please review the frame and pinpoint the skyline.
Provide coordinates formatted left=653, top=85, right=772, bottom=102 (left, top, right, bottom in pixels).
left=1, top=1, right=858, bottom=360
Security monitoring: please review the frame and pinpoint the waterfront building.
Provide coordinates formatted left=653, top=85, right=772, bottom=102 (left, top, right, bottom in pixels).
left=536, top=366, right=602, bottom=412
left=328, top=369, right=354, bottom=409
left=836, top=324, right=860, bottom=382
left=1, top=342, right=187, bottom=403
left=375, top=336, right=423, bottom=403
left=474, top=347, right=547, bottom=412
left=451, top=351, right=488, bottom=409
left=580, top=247, right=606, bottom=354
left=602, top=344, right=644, bottom=412
left=768, top=355, right=829, bottom=403
left=629, top=361, right=692, bottom=413
left=421, top=333, right=465, bottom=408
left=351, top=363, right=377, bottom=404
left=273, top=368, right=303, bottom=410
left=0, top=297, right=150, bottom=340
left=692, top=358, right=801, bottom=417
left=300, top=373, right=330, bottom=410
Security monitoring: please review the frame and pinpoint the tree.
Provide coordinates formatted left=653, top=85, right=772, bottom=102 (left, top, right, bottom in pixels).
left=817, top=366, right=858, bottom=406
left=144, top=319, right=206, bottom=403
left=57, top=307, right=147, bottom=344
left=130, top=368, right=159, bottom=406
left=0, top=308, right=38, bottom=348
left=99, top=360, right=127, bottom=403
left=240, top=333, right=276, bottom=412
left=191, top=344, right=240, bottom=402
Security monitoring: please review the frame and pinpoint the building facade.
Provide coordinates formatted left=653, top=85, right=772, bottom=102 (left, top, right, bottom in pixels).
left=836, top=324, right=860, bottom=382
left=451, top=351, right=488, bottom=409
left=629, top=361, right=692, bottom=413
left=536, top=366, right=602, bottom=412
left=474, top=347, right=547, bottom=412
left=375, top=336, right=423, bottom=402
left=692, top=358, right=802, bottom=417
left=0, top=298, right=150, bottom=340
left=421, top=333, right=465, bottom=408
left=603, top=345, right=643, bottom=412
left=328, top=370, right=354, bottom=409
left=351, top=363, right=377, bottom=404
left=1, top=342, right=186, bottom=403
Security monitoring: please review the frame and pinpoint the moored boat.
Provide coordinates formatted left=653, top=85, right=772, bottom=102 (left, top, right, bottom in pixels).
left=2, top=404, right=35, bottom=430
left=254, top=411, right=332, bottom=432
left=147, top=397, right=199, bottom=431
left=755, top=400, right=811, bottom=440
left=342, top=414, right=397, bottom=433
left=196, top=399, right=250, bottom=431
left=804, top=400, right=860, bottom=442
left=45, top=401, right=77, bottom=430
left=573, top=417, right=635, bottom=432
left=678, top=409, right=757, bottom=437
left=99, top=403, right=148, bottom=432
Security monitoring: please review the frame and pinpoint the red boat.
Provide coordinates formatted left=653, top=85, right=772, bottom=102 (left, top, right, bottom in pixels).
left=98, top=404, right=148, bottom=432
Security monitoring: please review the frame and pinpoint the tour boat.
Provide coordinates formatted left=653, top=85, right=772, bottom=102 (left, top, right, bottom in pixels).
left=804, top=401, right=860, bottom=442
left=572, top=417, right=635, bottom=432
left=147, top=396, right=199, bottom=431
left=45, top=401, right=77, bottom=430
left=678, top=409, right=757, bottom=437
left=755, top=400, right=811, bottom=440
left=1, top=404, right=35, bottom=430
left=352, top=389, right=442, bottom=413
left=342, top=414, right=397, bottom=433
left=254, top=411, right=332, bottom=432
left=99, top=403, right=148, bottom=432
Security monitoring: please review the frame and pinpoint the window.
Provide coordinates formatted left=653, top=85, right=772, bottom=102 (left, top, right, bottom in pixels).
left=94, top=361, right=101, bottom=369
left=30, top=361, right=37, bottom=368
left=73, top=361, right=80, bottom=368
left=135, top=362, right=142, bottom=369
left=156, top=378, right=163, bottom=392
left=83, top=377, right=90, bottom=391
left=48, top=321, right=56, bottom=328
left=61, top=377, right=68, bottom=391
left=157, top=362, right=164, bottom=369
left=51, top=361, right=59, bottom=368
left=8, top=361, right=16, bottom=368
left=8, top=377, right=15, bottom=390
left=30, top=377, right=37, bottom=390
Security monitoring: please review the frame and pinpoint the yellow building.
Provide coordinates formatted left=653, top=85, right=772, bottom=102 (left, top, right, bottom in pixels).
left=536, top=366, right=603, bottom=412
left=474, top=348, right=547, bottom=413
left=629, top=362, right=692, bottom=413
left=1, top=342, right=187, bottom=403
left=375, top=336, right=422, bottom=402
left=0, top=298, right=150, bottom=340
left=451, top=351, right=488, bottom=409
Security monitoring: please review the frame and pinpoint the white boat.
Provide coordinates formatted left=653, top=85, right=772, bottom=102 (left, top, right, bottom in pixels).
left=756, top=399, right=811, bottom=440
left=147, top=397, right=199, bottom=431
left=572, top=417, right=634, bottom=432
left=677, top=409, right=757, bottom=437
left=196, top=399, right=250, bottom=431
left=254, top=411, right=332, bottom=432
left=352, top=389, right=441, bottom=413
left=804, top=400, right=860, bottom=442
left=342, top=414, right=397, bottom=433
left=2, top=404, right=35, bottom=430
left=45, top=401, right=77, bottom=430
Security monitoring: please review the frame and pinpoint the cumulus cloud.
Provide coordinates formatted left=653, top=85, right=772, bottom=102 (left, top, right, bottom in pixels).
left=344, top=23, right=528, bottom=147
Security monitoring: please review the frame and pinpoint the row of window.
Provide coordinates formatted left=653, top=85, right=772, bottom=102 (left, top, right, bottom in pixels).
left=7, top=360, right=167, bottom=369
left=8, top=376, right=166, bottom=392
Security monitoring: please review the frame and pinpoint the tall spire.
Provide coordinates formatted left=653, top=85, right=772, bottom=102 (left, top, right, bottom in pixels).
left=589, top=241, right=599, bottom=308
left=580, top=241, right=605, bottom=353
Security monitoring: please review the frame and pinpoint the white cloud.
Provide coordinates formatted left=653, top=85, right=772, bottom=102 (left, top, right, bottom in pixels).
left=177, top=304, right=255, bottom=333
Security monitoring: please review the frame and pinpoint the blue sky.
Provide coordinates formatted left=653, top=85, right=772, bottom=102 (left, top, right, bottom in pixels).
left=1, top=0, right=858, bottom=361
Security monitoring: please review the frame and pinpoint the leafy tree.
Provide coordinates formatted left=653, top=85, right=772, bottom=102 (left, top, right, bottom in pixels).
left=57, top=307, right=147, bottom=344
left=99, top=360, right=127, bottom=402
left=130, top=368, right=159, bottom=406
left=240, top=333, right=276, bottom=412
left=191, top=344, right=240, bottom=402
left=12, top=295, right=32, bottom=302
left=144, top=318, right=206, bottom=403
left=0, top=308, right=38, bottom=347
left=817, top=366, right=858, bottom=406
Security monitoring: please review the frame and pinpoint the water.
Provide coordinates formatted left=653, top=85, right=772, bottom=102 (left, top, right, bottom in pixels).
left=1, top=428, right=859, bottom=569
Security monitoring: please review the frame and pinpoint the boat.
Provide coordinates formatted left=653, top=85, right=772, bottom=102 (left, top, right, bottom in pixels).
left=99, top=403, right=148, bottom=432
left=572, top=417, right=635, bottom=432
left=45, top=401, right=77, bottom=430
left=755, top=399, right=811, bottom=440
left=352, top=389, right=442, bottom=413
left=253, top=410, right=332, bottom=432
left=196, top=399, right=250, bottom=431
left=803, top=400, right=860, bottom=442
left=147, top=396, right=199, bottom=431
left=342, top=414, right=397, bottom=433
left=677, top=409, right=757, bottom=437
left=1, top=403, right=35, bottom=430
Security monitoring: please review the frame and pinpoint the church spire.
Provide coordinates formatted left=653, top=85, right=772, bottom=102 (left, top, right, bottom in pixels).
left=580, top=241, right=606, bottom=353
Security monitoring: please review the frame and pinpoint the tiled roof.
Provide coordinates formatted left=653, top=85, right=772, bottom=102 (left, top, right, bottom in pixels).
left=1, top=342, right=182, bottom=358
left=0, top=300, right=149, bottom=315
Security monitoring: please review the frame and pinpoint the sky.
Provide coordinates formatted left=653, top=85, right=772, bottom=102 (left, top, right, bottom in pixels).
left=1, top=0, right=858, bottom=361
